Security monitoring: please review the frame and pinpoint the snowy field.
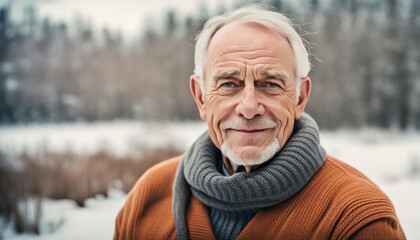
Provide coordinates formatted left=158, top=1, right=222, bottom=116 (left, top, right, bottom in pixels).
left=1, top=121, right=420, bottom=239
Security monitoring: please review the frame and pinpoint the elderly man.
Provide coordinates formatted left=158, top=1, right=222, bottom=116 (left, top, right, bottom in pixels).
left=114, top=6, right=405, bottom=240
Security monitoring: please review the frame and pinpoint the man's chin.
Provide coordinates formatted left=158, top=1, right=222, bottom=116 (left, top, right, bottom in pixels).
left=236, top=151, right=263, bottom=163
left=221, top=139, right=280, bottom=167
left=229, top=153, right=269, bottom=167
left=233, top=157, right=264, bottom=167
left=236, top=146, right=261, bottom=158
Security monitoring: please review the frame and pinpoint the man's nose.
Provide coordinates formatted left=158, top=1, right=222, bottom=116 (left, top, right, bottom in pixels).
left=235, top=85, right=264, bottom=119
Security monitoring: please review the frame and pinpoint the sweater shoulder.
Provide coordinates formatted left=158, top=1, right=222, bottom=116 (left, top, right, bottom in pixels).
left=311, top=156, right=402, bottom=238
left=315, top=155, right=395, bottom=208
left=121, top=154, right=182, bottom=206
left=114, top=155, right=182, bottom=239
left=320, top=156, right=385, bottom=195
left=141, top=155, right=182, bottom=180
left=129, top=154, right=182, bottom=194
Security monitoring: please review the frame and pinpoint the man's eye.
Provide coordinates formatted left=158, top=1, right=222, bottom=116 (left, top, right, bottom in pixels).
left=262, top=82, right=281, bottom=88
left=217, top=81, right=240, bottom=95
left=221, top=82, right=235, bottom=88
left=259, top=81, right=283, bottom=94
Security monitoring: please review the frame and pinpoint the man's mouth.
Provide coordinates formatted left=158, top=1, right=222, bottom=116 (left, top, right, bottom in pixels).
left=235, top=129, right=266, bottom=133
left=230, top=128, right=270, bottom=136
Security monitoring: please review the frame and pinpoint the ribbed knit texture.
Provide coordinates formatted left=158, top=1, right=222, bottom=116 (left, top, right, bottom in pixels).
left=173, top=113, right=327, bottom=239
left=207, top=156, right=258, bottom=240
left=209, top=207, right=257, bottom=240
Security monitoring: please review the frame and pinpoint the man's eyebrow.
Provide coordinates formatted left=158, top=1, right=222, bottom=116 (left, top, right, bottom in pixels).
left=262, top=70, right=288, bottom=80
left=261, top=70, right=288, bottom=84
left=213, top=70, right=240, bottom=81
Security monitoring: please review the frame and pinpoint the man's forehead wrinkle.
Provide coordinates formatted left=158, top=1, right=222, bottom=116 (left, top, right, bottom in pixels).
left=209, top=45, right=287, bottom=67
left=217, top=53, right=282, bottom=63
left=211, top=45, right=283, bottom=59
left=210, top=53, right=285, bottom=70
left=211, top=60, right=291, bottom=78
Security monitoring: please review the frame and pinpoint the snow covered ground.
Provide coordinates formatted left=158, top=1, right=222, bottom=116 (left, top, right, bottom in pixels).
left=1, top=121, right=420, bottom=239
left=1, top=189, right=127, bottom=240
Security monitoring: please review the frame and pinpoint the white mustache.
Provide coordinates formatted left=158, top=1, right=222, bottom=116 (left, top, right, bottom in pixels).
left=220, top=117, right=278, bottom=130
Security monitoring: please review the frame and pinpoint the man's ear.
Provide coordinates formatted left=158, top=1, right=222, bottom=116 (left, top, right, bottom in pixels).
left=295, top=77, right=311, bottom=120
left=190, top=75, right=207, bottom=120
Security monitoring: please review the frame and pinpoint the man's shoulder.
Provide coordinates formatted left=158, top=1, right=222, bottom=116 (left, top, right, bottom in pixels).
left=143, top=154, right=182, bottom=178
left=127, top=155, right=182, bottom=197
left=114, top=155, right=182, bottom=239
left=320, top=156, right=383, bottom=192
left=308, top=156, right=399, bottom=229
left=273, top=156, right=401, bottom=239
left=315, top=156, right=390, bottom=200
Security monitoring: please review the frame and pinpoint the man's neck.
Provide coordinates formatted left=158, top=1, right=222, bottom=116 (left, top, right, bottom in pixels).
left=221, top=155, right=259, bottom=175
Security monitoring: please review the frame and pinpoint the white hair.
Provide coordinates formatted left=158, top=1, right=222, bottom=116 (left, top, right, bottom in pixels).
left=193, top=5, right=310, bottom=101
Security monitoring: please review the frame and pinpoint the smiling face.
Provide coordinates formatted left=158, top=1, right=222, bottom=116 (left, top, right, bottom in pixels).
left=190, top=22, right=311, bottom=169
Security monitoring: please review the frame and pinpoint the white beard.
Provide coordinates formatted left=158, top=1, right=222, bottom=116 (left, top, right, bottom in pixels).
left=221, top=137, right=280, bottom=167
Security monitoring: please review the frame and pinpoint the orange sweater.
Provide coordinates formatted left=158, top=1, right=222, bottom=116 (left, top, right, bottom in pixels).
left=114, top=155, right=405, bottom=239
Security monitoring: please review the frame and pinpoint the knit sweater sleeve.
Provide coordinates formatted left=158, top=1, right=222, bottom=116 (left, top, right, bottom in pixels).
left=350, top=218, right=405, bottom=240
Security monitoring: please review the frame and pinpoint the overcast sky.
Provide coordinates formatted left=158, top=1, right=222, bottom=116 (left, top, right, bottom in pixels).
left=1, top=0, right=237, bottom=37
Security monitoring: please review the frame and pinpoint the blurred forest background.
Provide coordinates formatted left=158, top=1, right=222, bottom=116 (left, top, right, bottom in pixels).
left=0, top=0, right=419, bottom=129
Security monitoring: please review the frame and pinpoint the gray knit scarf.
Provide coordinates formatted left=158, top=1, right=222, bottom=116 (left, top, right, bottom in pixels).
left=172, top=113, right=327, bottom=239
